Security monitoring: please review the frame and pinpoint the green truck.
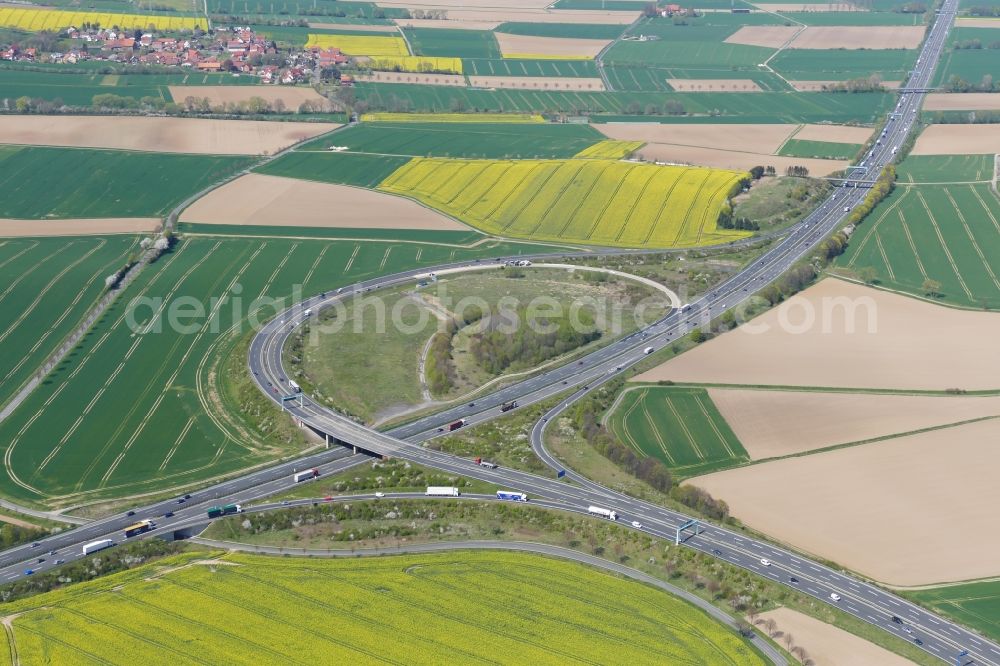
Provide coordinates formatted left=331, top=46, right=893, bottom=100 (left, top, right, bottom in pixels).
left=206, top=503, right=242, bottom=519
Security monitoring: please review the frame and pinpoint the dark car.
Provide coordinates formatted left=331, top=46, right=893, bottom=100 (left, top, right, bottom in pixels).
left=23, top=569, right=34, bottom=576
left=176, top=498, right=185, bottom=504
left=184, top=494, right=191, bottom=499
left=914, top=638, right=923, bottom=646
left=468, top=402, right=475, bottom=407
left=789, top=577, right=799, bottom=584
left=163, top=511, right=174, bottom=518
left=30, top=542, right=40, bottom=548
left=126, top=510, right=135, bottom=517
left=712, top=549, right=723, bottom=556
left=36, top=557, right=45, bottom=564
left=891, top=616, right=903, bottom=625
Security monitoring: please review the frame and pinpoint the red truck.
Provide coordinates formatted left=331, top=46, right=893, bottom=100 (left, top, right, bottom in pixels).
left=448, top=419, right=467, bottom=431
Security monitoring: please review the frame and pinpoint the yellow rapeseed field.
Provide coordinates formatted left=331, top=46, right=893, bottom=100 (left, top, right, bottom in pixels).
left=305, top=33, right=409, bottom=56
left=368, top=55, right=463, bottom=74
left=574, top=140, right=644, bottom=159
left=360, top=113, right=546, bottom=123
left=4, top=551, right=766, bottom=665
left=379, top=156, right=748, bottom=248
left=0, top=7, right=206, bottom=31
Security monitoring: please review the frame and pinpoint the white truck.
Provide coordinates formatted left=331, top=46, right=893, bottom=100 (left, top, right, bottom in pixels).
left=293, top=468, right=319, bottom=483
left=644, top=346, right=655, bottom=354
left=82, top=539, right=114, bottom=556
left=289, top=380, right=301, bottom=393
left=588, top=506, right=618, bottom=521
left=303, top=308, right=312, bottom=317
left=426, top=486, right=460, bottom=497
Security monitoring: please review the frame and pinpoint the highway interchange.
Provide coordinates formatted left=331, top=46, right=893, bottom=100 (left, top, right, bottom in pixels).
left=2, top=0, right=996, bottom=661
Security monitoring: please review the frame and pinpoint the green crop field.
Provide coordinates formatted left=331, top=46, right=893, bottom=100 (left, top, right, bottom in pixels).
left=770, top=48, right=919, bottom=80
left=933, top=29, right=1000, bottom=86
left=353, top=82, right=895, bottom=122
left=0, top=67, right=250, bottom=105
left=0, top=146, right=254, bottom=219
left=298, top=122, right=606, bottom=158
left=378, top=157, right=748, bottom=248
left=255, top=150, right=410, bottom=188
left=497, top=22, right=628, bottom=40
left=1, top=551, right=767, bottom=664
left=896, top=154, right=995, bottom=183
left=464, top=57, right=599, bottom=78
left=906, top=580, right=1000, bottom=643
left=0, top=235, right=140, bottom=411
left=837, top=183, right=1000, bottom=309
left=0, top=234, right=556, bottom=506
left=605, top=23, right=774, bottom=69
left=608, top=386, right=749, bottom=477
left=404, top=27, right=500, bottom=58
left=779, top=138, right=862, bottom=160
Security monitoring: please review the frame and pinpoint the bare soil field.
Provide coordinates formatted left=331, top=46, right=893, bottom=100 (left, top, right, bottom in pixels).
left=596, top=122, right=798, bottom=155
left=0, top=218, right=158, bottom=237
left=0, top=116, right=337, bottom=155
left=756, top=608, right=914, bottom=666
left=357, top=71, right=466, bottom=86
left=790, top=25, right=924, bottom=49
left=666, top=79, right=763, bottom=92
left=708, top=388, right=1000, bottom=459
left=470, top=75, right=605, bottom=90
left=955, top=17, right=1000, bottom=28
left=634, top=144, right=845, bottom=175
left=793, top=123, right=874, bottom=143
left=180, top=173, right=468, bottom=230
left=633, top=278, right=1000, bottom=390
left=378, top=0, right=551, bottom=8
left=308, top=22, right=400, bottom=32
left=390, top=9, right=639, bottom=24
left=689, top=417, right=1000, bottom=585
left=393, top=18, right=501, bottom=29
left=724, top=25, right=800, bottom=48
left=789, top=80, right=900, bottom=90
left=751, top=2, right=868, bottom=10
left=924, top=92, right=1000, bottom=111
left=494, top=32, right=610, bottom=58
left=168, top=85, right=333, bottom=111
left=912, top=124, right=1000, bottom=155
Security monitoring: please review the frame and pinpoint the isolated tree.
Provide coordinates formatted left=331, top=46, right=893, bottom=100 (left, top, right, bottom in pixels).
left=784, top=632, right=795, bottom=651
left=857, top=266, right=879, bottom=284
left=689, top=328, right=706, bottom=344
left=764, top=618, right=777, bottom=637
left=922, top=278, right=943, bottom=297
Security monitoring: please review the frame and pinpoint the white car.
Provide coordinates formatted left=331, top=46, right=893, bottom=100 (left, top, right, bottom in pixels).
left=374, top=492, right=385, bottom=498
left=631, top=520, right=642, bottom=529
left=843, top=206, right=850, bottom=212
left=760, top=558, right=771, bottom=567
left=830, top=593, right=841, bottom=602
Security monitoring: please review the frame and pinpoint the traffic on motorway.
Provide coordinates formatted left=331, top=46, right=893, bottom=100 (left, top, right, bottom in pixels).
left=2, top=1, right=994, bottom=662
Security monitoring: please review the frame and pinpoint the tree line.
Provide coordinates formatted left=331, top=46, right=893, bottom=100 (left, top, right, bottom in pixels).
left=469, top=307, right=601, bottom=376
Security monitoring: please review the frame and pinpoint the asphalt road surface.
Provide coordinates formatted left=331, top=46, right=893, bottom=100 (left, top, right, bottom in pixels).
left=2, top=2, right=994, bottom=663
